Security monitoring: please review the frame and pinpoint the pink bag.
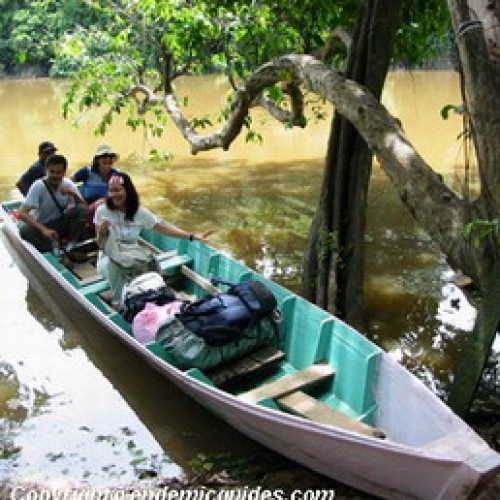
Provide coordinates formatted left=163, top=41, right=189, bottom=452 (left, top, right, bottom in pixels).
left=132, top=301, right=183, bottom=344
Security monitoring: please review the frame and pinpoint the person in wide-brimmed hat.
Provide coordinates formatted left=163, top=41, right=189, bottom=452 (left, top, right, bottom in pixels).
left=70, top=144, right=121, bottom=237
left=71, top=144, right=120, bottom=204
left=16, top=141, right=58, bottom=196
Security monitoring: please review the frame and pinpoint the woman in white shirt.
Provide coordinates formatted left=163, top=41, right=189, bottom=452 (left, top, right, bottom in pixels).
left=94, top=172, right=213, bottom=308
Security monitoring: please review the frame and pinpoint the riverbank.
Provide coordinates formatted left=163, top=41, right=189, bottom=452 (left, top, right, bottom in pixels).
left=0, top=66, right=47, bottom=80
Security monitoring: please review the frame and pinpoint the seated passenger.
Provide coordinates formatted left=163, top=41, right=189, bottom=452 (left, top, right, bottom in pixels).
left=94, top=172, right=214, bottom=309
left=71, top=144, right=120, bottom=206
left=16, top=141, right=57, bottom=196
left=18, top=154, right=89, bottom=257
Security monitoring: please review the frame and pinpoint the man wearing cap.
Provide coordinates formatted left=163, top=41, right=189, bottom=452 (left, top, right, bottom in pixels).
left=16, top=141, right=57, bottom=196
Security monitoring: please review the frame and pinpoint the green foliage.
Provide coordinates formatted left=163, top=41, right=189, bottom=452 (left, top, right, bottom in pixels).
left=0, top=0, right=99, bottom=74
left=463, top=219, right=500, bottom=246
left=394, top=0, right=452, bottom=67
left=318, top=229, right=338, bottom=261
left=306, top=94, right=328, bottom=123
left=191, top=116, right=213, bottom=129
left=0, top=1, right=453, bottom=77
left=441, top=104, right=460, bottom=120
left=440, top=103, right=471, bottom=143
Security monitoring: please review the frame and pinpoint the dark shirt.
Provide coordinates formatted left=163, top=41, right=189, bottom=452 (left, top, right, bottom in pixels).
left=71, top=166, right=119, bottom=203
left=18, top=159, right=46, bottom=196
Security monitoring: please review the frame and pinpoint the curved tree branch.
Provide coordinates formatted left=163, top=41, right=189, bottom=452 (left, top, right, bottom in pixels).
left=127, top=53, right=493, bottom=280
left=126, top=84, right=162, bottom=114
left=253, top=82, right=306, bottom=126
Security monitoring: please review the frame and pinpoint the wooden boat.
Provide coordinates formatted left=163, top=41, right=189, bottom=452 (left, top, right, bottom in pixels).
left=1, top=199, right=499, bottom=499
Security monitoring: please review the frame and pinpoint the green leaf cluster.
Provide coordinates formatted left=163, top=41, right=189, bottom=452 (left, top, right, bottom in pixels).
left=0, top=0, right=100, bottom=74
left=1, top=1, right=453, bottom=141
left=394, top=0, right=451, bottom=67
left=463, top=219, right=500, bottom=246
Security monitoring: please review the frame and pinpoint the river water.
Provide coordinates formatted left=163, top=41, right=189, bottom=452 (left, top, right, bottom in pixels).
left=0, top=72, right=494, bottom=491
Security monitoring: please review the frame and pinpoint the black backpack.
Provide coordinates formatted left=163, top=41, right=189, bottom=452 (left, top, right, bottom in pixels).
left=121, top=286, right=176, bottom=322
left=176, top=278, right=278, bottom=346
left=119, top=272, right=177, bottom=322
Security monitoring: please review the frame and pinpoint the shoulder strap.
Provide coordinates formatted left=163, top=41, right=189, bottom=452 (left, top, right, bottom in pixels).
left=43, top=180, right=65, bottom=213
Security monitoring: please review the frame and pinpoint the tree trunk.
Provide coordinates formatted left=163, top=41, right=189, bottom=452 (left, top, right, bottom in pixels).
left=447, top=0, right=500, bottom=254
left=302, top=0, right=401, bottom=328
left=448, top=261, right=500, bottom=416
left=446, top=0, right=500, bottom=413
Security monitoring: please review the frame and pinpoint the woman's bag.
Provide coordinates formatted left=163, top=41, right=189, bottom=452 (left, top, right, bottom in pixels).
left=103, top=226, right=156, bottom=272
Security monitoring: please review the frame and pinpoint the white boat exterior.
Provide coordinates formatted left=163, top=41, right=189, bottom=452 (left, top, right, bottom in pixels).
left=1, top=203, right=499, bottom=500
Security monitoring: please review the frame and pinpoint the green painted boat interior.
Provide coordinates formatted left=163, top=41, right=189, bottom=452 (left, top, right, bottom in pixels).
left=2, top=200, right=383, bottom=425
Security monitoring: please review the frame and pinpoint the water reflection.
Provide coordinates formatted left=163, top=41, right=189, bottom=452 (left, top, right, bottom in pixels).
left=0, top=243, right=176, bottom=487
left=437, top=281, right=477, bottom=332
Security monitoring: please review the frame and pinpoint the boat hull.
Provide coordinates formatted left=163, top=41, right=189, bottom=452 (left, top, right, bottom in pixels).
left=1, top=204, right=498, bottom=499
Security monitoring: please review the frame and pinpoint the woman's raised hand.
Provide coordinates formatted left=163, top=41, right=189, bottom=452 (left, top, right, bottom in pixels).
left=193, top=229, right=217, bottom=242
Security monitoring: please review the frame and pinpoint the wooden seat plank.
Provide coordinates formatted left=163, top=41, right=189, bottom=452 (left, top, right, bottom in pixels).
left=155, top=250, right=177, bottom=261
left=158, top=254, right=193, bottom=274
left=181, top=265, right=219, bottom=294
left=137, top=238, right=193, bottom=274
left=81, top=279, right=110, bottom=296
left=72, top=238, right=99, bottom=253
left=250, top=345, right=285, bottom=365
left=79, top=273, right=104, bottom=286
left=138, top=237, right=162, bottom=254
left=238, top=363, right=334, bottom=403
left=71, top=260, right=101, bottom=281
left=231, top=356, right=262, bottom=376
left=207, top=345, right=285, bottom=387
left=277, top=391, right=385, bottom=438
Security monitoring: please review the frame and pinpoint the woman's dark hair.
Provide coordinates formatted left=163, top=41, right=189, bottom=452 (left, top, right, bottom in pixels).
left=90, top=153, right=116, bottom=173
left=90, top=157, right=100, bottom=173
left=106, top=172, right=139, bottom=221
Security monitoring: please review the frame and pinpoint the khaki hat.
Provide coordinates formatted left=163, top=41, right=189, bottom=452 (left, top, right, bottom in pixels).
left=94, top=144, right=118, bottom=158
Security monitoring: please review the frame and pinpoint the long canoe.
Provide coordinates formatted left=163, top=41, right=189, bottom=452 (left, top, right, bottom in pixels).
left=1, top=199, right=499, bottom=499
